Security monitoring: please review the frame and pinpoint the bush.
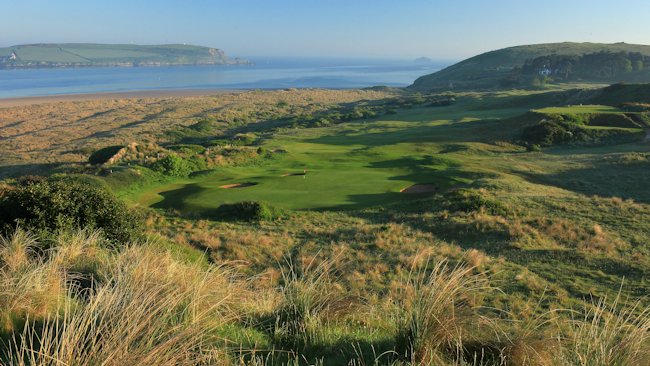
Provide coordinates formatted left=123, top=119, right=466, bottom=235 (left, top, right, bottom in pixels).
left=0, top=179, right=141, bottom=245
left=150, top=154, right=206, bottom=177
left=213, top=201, right=283, bottom=222
left=88, top=145, right=124, bottom=165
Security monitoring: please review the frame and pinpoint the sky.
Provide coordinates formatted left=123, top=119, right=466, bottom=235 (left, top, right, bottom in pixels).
left=3, top=0, right=650, bottom=60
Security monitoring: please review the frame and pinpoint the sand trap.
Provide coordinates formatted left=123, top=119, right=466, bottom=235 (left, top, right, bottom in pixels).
left=400, top=184, right=437, bottom=194
left=219, top=182, right=257, bottom=189
left=282, top=173, right=306, bottom=177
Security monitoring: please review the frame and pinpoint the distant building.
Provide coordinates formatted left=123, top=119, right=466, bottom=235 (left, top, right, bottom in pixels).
left=9, top=52, right=17, bottom=60
left=539, top=67, right=552, bottom=76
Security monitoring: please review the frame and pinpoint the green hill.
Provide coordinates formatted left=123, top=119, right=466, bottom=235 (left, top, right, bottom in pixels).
left=410, top=42, right=650, bottom=92
left=590, top=83, right=650, bottom=106
left=0, top=43, right=250, bottom=68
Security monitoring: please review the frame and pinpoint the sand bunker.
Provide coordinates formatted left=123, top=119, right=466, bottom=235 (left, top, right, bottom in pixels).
left=400, top=184, right=437, bottom=194
left=282, top=173, right=306, bottom=177
left=219, top=182, right=257, bottom=189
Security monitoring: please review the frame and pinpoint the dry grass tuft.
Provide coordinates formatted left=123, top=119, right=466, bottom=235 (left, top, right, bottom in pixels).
left=553, top=294, right=650, bottom=366
left=394, top=259, right=490, bottom=364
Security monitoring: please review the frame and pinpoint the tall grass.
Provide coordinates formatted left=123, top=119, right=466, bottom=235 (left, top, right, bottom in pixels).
left=1, top=229, right=239, bottom=366
left=394, top=260, right=491, bottom=364
left=272, top=256, right=349, bottom=348
left=553, top=294, right=650, bottom=366
left=1, top=228, right=649, bottom=365
left=0, top=228, right=64, bottom=334
left=0, top=228, right=37, bottom=272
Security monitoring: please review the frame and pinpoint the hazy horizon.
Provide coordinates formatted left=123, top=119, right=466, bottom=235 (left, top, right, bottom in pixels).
left=3, top=0, right=650, bottom=60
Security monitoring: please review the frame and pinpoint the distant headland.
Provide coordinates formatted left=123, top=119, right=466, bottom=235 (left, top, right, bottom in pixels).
left=0, top=43, right=251, bottom=69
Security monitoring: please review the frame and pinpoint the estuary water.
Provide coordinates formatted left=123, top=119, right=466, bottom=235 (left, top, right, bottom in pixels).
left=0, top=57, right=447, bottom=98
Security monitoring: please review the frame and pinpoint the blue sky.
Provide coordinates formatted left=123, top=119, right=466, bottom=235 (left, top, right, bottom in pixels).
left=3, top=0, right=650, bottom=59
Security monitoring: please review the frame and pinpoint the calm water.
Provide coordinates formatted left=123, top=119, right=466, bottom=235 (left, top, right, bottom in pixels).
left=0, top=57, right=447, bottom=98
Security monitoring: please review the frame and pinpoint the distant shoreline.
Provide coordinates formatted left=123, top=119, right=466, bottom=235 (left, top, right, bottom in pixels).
left=0, top=89, right=244, bottom=107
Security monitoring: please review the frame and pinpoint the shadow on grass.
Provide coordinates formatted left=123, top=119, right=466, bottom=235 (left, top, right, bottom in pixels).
left=239, top=313, right=398, bottom=366
left=150, top=183, right=209, bottom=214
left=0, top=162, right=72, bottom=179
left=304, top=118, right=513, bottom=148
left=517, top=158, right=650, bottom=204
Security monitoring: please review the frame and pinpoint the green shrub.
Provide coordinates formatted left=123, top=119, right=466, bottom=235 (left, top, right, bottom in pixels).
left=88, top=146, right=124, bottom=165
left=150, top=154, right=206, bottom=177
left=213, top=201, right=283, bottom=222
left=0, top=179, right=141, bottom=245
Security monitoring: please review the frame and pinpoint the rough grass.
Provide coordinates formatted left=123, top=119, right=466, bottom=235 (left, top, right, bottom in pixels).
left=0, top=228, right=648, bottom=366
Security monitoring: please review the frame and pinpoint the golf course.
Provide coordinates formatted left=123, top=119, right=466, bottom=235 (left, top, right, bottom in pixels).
left=3, top=41, right=650, bottom=365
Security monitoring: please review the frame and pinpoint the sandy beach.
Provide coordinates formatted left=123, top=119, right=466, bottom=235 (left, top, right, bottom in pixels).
left=0, top=89, right=239, bottom=108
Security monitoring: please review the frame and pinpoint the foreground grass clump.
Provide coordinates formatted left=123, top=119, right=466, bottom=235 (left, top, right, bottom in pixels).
left=394, top=261, right=490, bottom=364
left=271, top=257, right=348, bottom=348
left=554, top=295, right=650, bottom=366
left=0, top=229, right=238, bottom=365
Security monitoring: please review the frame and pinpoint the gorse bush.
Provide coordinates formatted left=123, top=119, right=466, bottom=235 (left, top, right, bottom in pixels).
left=0, top=179, right=141, bottom=245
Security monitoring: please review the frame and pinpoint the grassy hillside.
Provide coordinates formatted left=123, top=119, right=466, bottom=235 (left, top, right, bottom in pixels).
left=591, top=83, right=650, bottom=105
left=1, top=86, right=650, bottom=364
left=410, top=42, right=650, bottom=91
left=0, top=43, right=249, bottom=68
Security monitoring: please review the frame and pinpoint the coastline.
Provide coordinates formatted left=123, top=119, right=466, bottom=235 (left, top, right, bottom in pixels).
left=0, top=89, right=242, bottom=108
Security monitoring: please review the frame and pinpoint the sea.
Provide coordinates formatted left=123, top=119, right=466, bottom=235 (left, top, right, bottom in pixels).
left=0, top=57, right=448, bottom=99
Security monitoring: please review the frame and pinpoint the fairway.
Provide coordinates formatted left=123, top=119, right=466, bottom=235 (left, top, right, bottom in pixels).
left=134, top=117, right=474, bottom=212
left=127, top=97, right=553, bottom=214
